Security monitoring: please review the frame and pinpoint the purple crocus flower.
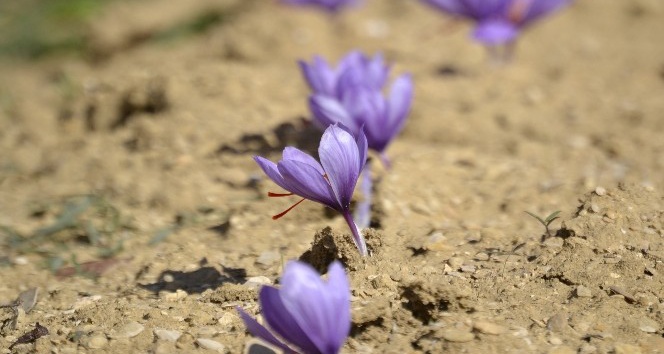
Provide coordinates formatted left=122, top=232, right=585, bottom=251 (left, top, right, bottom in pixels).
left=421, top=0, right=571, bottom=45
left=299, top=51, right=389, bottom=99
left=254, top=124, right=368, bottom=256
left=281, top=0, right=360, bottom=13
left=309, top=74, right=413, bottom=165
left=238, top=260, right=351, bottom=354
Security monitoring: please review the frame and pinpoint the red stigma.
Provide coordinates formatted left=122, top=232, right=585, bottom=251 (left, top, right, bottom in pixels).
left=272, top=198, right=306, bottom=220
left=268, top=192, right=294, bottom=197
left=508, top=0, right=530, bottom=23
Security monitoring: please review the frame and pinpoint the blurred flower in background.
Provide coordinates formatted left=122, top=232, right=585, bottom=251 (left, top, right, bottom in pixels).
left=237, top=260, right=351, bottom=354
left=300, top=51, right=413, bottom=166
left=281, top=0, right=360, bottom=14
left=421, top=0, right=571, bottom=48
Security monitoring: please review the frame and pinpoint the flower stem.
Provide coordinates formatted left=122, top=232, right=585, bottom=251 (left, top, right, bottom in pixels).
left=379, top=152, right=391, bottom=170
left=354, top=161, right=372, bottom=230
left=342, top=211, right=367, bottom=257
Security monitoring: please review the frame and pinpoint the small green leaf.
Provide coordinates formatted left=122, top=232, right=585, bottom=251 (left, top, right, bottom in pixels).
left=524, top=211, right=546, bottom=226
left=544, top=211, right=561, bottom=224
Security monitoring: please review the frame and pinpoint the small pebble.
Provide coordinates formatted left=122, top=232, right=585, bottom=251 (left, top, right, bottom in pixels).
left=576, top=285, right=592, bottom=298
left=84, top=334, right=108, bottom=349
left=548, top=335, right=563, bottom=345
left=256, top=251, right=280, bottom=268
left=613, top=343, right=643, bottom=354
left=217, top=313, right=237, bottom=326
left=460, top=265, right=476, bottom=273
left=425, top=233, right=453, bottom=251
left=441, top=329, right=474, bottom=342
left=196, top=338, right=226, bottom=352
left=154, top=328, right=182, bottom=342
left=473, top=320, right=506, bottom=335
left=590, top=203, right=601, bottom=213
left=547, top=313, right=567, bottom=333
left=110, top=321, right=144, bottom=339
left=548, top=346, right=575, bottom=354
left=474, top=252, right=489, bottom=261
left=543, top=237, right=564, bottom=248
left=243, top=276, right=272, bottom=289
left=198, top=326, right=219, bottom=337
left=447, top=257, right=464, bottom=270
left=638, top=317, right=659, bottom=333
left=160, top=289, right=188, bottom=301
left=609, top=286, right=635, bottom=302
left=71, top=295, right=102, bottom=310
left=595, top=186, right=606, bottom=196
left=18, top=288, right=38, bottom=313
left=12, top=256, right=29, bottom=265
left=579, top=344, right=597, bottom=354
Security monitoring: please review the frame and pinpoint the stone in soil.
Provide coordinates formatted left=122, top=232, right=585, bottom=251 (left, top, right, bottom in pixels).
left=196, top=338, right=226, bottom=352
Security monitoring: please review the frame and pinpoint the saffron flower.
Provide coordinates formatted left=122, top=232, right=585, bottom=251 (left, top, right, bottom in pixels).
left=421, top=0, right=571, bottom=46
left=254, top=124, right=368, bottom=256
left=299, top=51, right=389, bottom=98
left=281, top=0, right=359, bottom=13
left=308, top=74, right=413, bottom=165
left=237, top=261, right=351, bottom=354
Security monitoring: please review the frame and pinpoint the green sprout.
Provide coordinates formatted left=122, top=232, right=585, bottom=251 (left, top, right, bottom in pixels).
left=525, top=210, right=561, bottom=238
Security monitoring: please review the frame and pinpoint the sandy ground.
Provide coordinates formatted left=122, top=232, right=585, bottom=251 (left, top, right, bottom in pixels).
left=0, top=0, right=663, bottom=353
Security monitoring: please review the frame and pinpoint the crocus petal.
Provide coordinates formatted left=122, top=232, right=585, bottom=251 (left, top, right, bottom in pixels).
left=336, top=52, right=388, bottom=94
left=278, top=160, right=339, bottom=209
left=259, top=287, right=322, bottom=354
left=280, top=261, right=349, bottom=354
left=281, top=0, right=359, bottom=13
left=421, top=0, right=473, bottom=18
left=309, top=95, right=361, bottom=132
left=365, top=53, right=389, bottom=90
left=473, top=19, right=519, bottom=45
left=422, top=0, right=507, bottom=20
left=337, top=51, right=363, bottom=75
left=383, top=74, right=413, bottom=144
left=254, top=156, right=291, bottom=192
left=236, top=307, right=297, bottom=354
left=283, top=147, right=325, bottom=175
left=324, top=261, right=351, bottom=351
left=351, top=89, right=390, bottom=153
left=354, top=126, right=368, bottom=170
left=299, top=57, right=336, bottom=96
left=319, top=124, right=362, bottom=210
left=336, top=66, right=366, bottom=92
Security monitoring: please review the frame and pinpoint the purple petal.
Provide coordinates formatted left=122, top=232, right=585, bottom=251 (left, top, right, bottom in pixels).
left=473, top=19, right=519, bottom=45
left=280, top=261, right=350, bottom=354
left=283, top=147, right=325, bottom=175
left=299, top=57, right=336, bottom=96
left=236, top=306, right=296, bottom=354
left=384, top=74, right=413, bottom=140
left=278, top=160, right=339, bottom=209
left=354, top=127, right=368, bottom=171
left=337, top=51, right=363, bottom=74
left=254, top=156, right=291, bottom=192
left=309, top=95, right=361, bottom=132
left=348, top=88, right=389, bottom=152
left=365, top=52, right=389, bottom=90
left=325, top=261, right=351, bottom=350
left=281, top=0, right=358, bottom=12
left=422, top=0, right=508, bottom=20
left=258, top=287, right=321, bottom=354
left=319, top=124, right=362, bottom=210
